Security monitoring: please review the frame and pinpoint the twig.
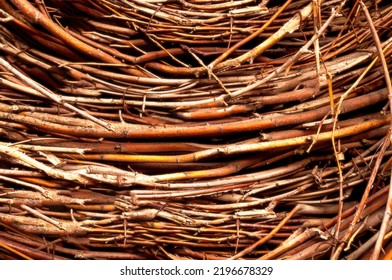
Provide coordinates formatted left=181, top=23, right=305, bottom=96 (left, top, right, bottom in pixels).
left=0, top=57, right=113, bottom=131
left=230, top=205, right=301, bottom=259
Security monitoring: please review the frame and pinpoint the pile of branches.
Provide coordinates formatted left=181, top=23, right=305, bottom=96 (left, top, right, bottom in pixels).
left=0, top=0, right=392, bottom=260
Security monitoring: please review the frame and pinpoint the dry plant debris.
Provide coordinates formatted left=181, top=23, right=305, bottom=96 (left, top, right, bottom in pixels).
left=0, top=0, right=392, bottom=260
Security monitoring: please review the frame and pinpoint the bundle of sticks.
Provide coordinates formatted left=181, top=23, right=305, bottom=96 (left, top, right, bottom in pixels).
left=0, top=0, right=391, bottom=259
